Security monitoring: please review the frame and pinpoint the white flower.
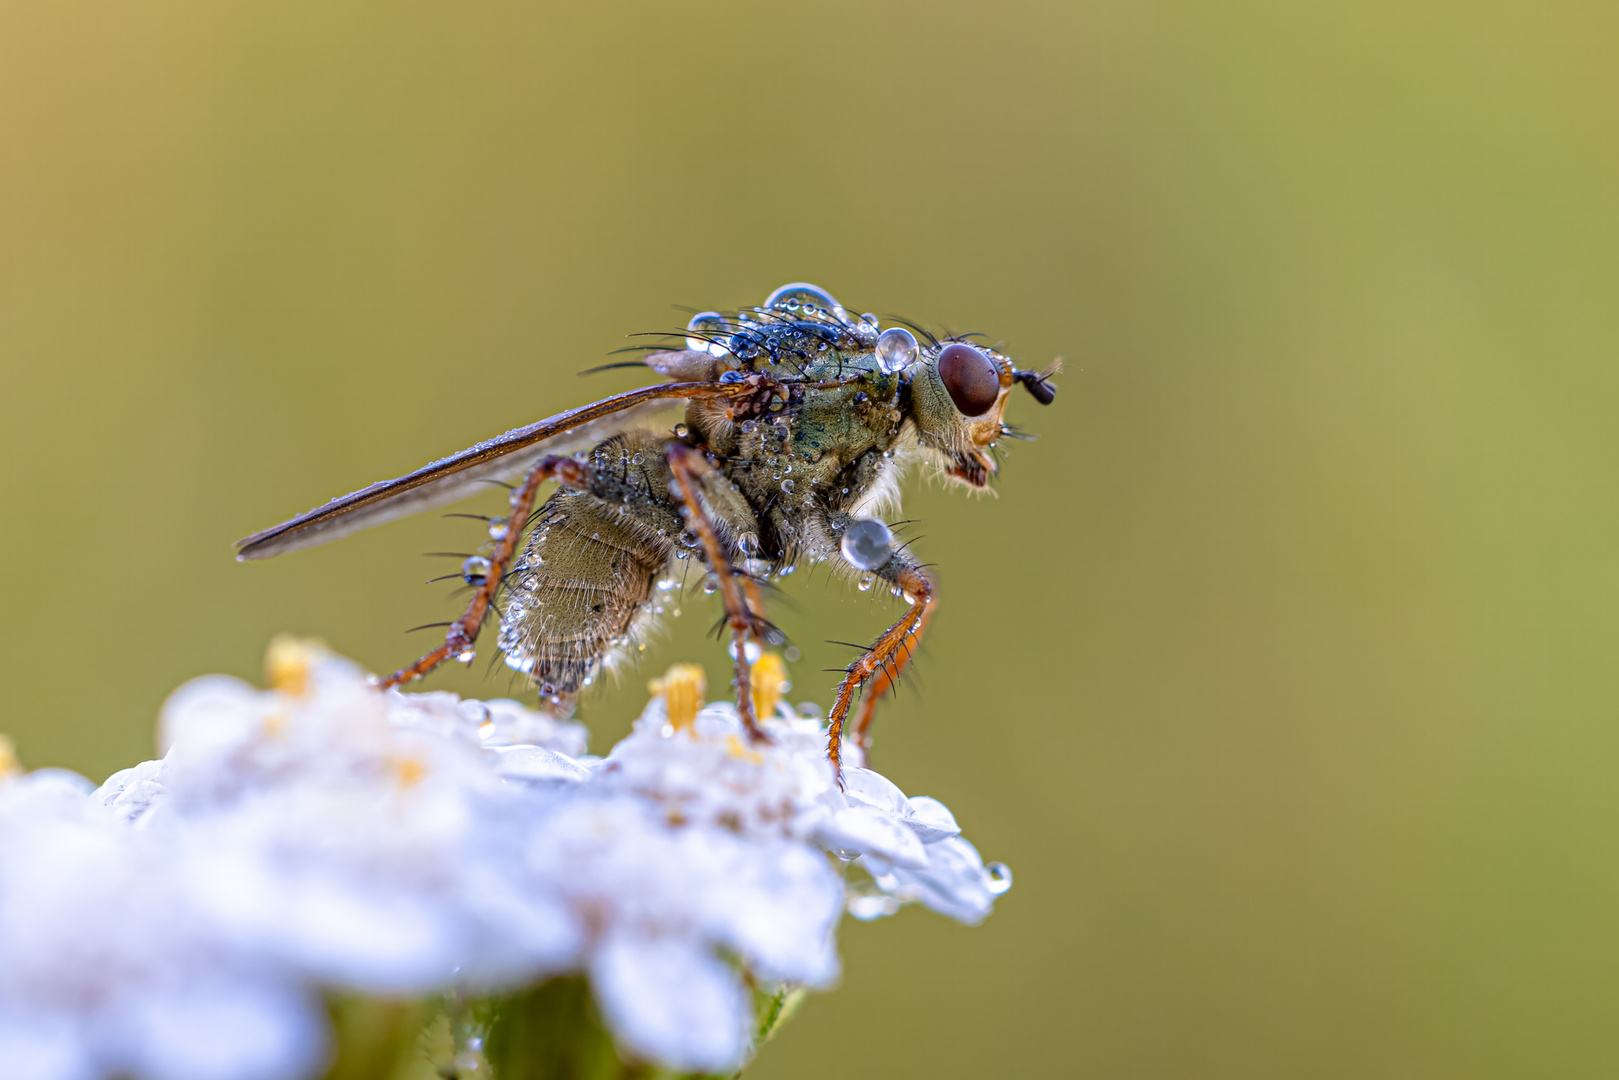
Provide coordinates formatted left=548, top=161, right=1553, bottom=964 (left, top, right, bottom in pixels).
left=0, top=640, right=1009, bottom=1078
left=0, top=770, right=326, bottom=1080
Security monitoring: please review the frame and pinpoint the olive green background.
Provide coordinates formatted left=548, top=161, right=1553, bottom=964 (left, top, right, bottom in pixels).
left=3, top=1, right=1617, bottom=1076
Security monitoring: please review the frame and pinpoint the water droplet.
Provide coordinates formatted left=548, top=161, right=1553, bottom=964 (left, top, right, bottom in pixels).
left=854, top=391, right=869, bottom=405
left=875, top=327, right=919, bottom=373
left=523, top=576, right=539, bottom=591
left=737, top=531, right=760, bottom=556
left=785, top=645, right=802, bottom=662
left=740, top=420, right=758, bottom=435
left=461, top=555, right=491, bottom=583
left=631, top=452, right=644, bottom=465
left=456, top=648, right=476, bottom=663
left=778, top=564, right=796, bottom=576
left=841, top=487, right=850, bottom=495
left=487, top=517, right=509, bottom=540
left=781, top=479, right=795, bottom=493
left=986, top=862, right=1013, bottom=895
left=685, top=311, right=731, bottom=356
left=841, top=517, right=895, bottom=571
left=890, top=584, right=904, bottom=598
left=857, top=574, right=875, bottom=592
left=763, top=282, right=843, bottom=316
left=673, top=423, right=689, bottom=439
left=582, top=673, right=595, bottom=687
left=702, top=572, right=720, bottom=595
left=656, top=576, right=678, bottom=592
left=719, top=369, right=745, bottom=383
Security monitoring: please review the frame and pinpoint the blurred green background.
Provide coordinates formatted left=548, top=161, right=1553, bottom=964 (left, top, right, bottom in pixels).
left=3, top=0, right=1617, bottom=1075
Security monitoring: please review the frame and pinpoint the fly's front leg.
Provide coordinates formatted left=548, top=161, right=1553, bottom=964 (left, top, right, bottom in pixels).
left=376, top=454, right=588, bottom=690
left=665, top=442, right=773, bottom=744
left=826, top=549, right=937, bottom=782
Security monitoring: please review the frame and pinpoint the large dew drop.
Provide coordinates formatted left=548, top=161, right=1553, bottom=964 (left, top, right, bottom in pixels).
left=875, top=327, right=919, bottom=374
left=762, top=282, right=851, bottom=324
left=841, top=517, right=895, bottom=572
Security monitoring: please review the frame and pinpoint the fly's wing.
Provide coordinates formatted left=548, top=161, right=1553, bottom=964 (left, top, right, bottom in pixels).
left=236, top=369, right=740, bottom=561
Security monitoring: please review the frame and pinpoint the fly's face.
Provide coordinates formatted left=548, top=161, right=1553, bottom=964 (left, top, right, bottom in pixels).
left=909, top=338, right=1058, bottom=488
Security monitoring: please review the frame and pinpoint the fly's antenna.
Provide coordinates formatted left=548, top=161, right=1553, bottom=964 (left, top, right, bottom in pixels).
left=1014, top=358, right=1062, bottom=405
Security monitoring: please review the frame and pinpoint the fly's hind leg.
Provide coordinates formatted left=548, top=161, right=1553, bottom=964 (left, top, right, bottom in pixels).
left=825, top=546, right=937, bottom=782
left=665, top=442, right=774, bottom=744
left=376, top=453, right=589, bottom=690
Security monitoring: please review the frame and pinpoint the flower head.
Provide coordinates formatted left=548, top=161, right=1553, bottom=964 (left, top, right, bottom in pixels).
left=0, top=641, right=1010, bottom=1078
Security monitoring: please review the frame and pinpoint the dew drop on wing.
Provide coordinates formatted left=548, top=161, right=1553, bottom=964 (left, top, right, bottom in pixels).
left=781, top=479, right=795, bottom=493
left=461, top=556, right=491, bottom=584
left=487, top=517, right=509, bottom=540
left=856, top=574, right=875, bottom=592
left=841, top=518, right=895, bottom=572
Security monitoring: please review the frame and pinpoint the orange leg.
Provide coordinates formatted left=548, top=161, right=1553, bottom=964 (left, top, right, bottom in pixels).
left=666, top=443, right=773, bottom=744
left=826, top=562, right=937, bottom=782
left=377, top=454, right=587, bottom=690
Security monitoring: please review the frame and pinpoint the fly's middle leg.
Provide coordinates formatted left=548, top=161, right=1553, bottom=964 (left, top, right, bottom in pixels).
left=666, top=442, right=774, bottom=744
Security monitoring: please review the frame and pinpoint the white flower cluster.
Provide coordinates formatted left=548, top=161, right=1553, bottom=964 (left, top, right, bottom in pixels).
left=0, top=642, right=1009, bottom=1079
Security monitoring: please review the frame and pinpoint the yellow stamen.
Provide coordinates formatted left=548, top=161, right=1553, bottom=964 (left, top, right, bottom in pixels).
left=0, top=735, right=21, bottom=778
left=725, top=734, right=763, bottom=765
left=649, top=663, right=706, bottom=732
left=392, top=756, right=427, bottom=788
left=265, top=634, right=325, bottom=697
left=750, top=651, right=789, bottom=720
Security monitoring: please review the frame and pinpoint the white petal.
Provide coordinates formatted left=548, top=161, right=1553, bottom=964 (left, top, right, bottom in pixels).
left=124, top=984, right=328, bottom=1080
left=880, top=836, right=1000, bottom=925
left=0, top=1017, right=93, bottom=1080
left=838, top=767, right=908, bottom=814
left=902, top=795, right=961, bottom=843
left=812, top=806, right=928, bottom=868
left=158, top=675, right=264, bottom=755
left=489, top=745, right=592, bottom=786
left=591, top=934, right=750, bottom=1074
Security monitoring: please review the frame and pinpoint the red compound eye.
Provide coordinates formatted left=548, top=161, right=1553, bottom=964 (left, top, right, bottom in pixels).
left=937, top=343, right=1000, bottom=416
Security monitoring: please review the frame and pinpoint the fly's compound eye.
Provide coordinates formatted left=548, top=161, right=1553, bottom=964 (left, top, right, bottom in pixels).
left=937, top=343, right=1001, bottom=417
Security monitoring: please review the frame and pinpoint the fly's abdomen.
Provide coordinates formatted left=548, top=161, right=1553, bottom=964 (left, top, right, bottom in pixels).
left=497, top=440, right=681, bottom=703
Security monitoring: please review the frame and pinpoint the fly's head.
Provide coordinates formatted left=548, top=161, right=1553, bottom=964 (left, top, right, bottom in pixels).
left=905, top=337, right=1059, bottom=489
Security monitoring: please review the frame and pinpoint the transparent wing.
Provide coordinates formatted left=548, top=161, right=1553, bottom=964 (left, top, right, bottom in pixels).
left=236, top=375, right=741, bottom=560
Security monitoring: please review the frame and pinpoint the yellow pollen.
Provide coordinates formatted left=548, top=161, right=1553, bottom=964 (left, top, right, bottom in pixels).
left=649, top=663, right=706, bottom=732
left=265, top=634, right=324, bottom=697
left=750, top=651, right=789, bottom=720
left=725, top=735, right=764, bottom=765
left=0, top=735, right=21, bottom=778
left=392, top=756, right=427, bottom=788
